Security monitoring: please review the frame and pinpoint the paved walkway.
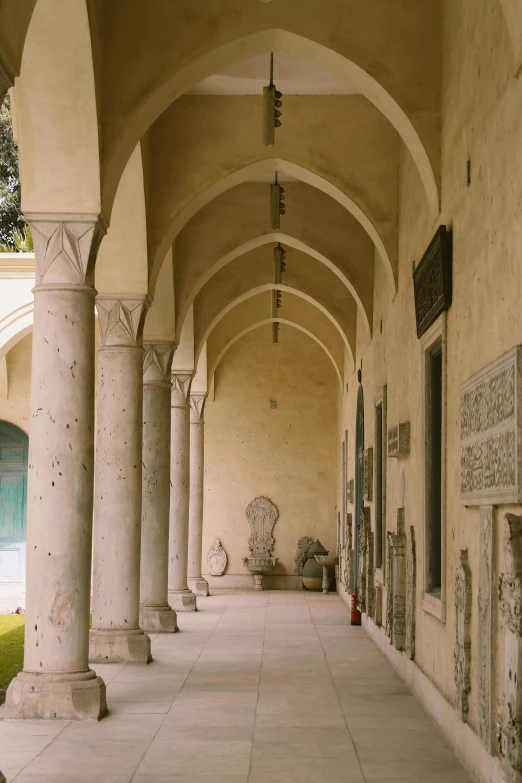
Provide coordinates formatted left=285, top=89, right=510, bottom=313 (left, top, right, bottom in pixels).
left=0, top=592, right=473, bottom=782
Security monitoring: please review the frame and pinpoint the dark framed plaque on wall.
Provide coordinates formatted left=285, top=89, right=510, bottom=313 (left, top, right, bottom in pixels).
left=413, top=226, right=452, bottom=338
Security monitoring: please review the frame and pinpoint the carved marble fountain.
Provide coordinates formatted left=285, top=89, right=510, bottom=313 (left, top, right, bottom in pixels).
left=242, top=496, right=278, bottom=590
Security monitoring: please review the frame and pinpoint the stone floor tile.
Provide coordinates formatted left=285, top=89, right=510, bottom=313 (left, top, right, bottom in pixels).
left=13, top=776, right=132, bottom=783
left=248, top=755, right=365, bottom=782
left=252, top=727, right=358, bottom=759
left=134, top=751, right=251, bottom=776
left=0, top=593, right=475, bottom=782
left=132, top=777, right=248, bottom=783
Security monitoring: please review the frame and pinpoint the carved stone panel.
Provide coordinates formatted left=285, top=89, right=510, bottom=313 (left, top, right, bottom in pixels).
left=387, top=509, right=407, bottom=650
left=357, top=509, right=367, bottom=613
left=363, top=508, right=374, bottom=617
left=364, top=448, right=373, bottom=501
left=460, top=346, right=522, bottom=505
left=388, top=423, right=411, bottom=458
left=343, top=514, right=354, bottom=593
left=207, top=539, right=227, bottom=576
left=295, top=536, right=314, bottom=576
left=246, top=497, right=278, bottom=556
left=454, top=549, right=472, bottom=722
left=478, top=506, right=496, bottom=753
left=374, top=585, right=383, bottom=626
left=347, top=479, right=354, bottom=505
left=385, top=536, right=393, bottom=637
left=498, top=513, right=522, bottom=782
left=406, top=526, right=416, bottom=661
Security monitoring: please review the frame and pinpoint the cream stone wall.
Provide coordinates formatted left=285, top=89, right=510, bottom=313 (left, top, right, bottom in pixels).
left=203, top=324, right=338, bottom=588
left=0, top=334, right=32, bottom=433
left=338, top=0, right=522, bottom=747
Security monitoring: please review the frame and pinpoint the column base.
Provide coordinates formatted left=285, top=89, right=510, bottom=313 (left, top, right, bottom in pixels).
left=169, top=589, right=197, bottom=612
left=4, top=669, right=107, bottom=721
left=89, top=628, right=152, bottom=664
left=188, top=577, right=210, bottom=597
left=139, top=604, right=178, bottom=633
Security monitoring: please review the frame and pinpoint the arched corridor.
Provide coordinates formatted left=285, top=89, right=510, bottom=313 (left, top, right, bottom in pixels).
left=0, top=1, right=521, bottom=782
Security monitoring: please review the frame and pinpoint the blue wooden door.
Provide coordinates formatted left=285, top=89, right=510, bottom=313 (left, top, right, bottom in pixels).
left=0, top=422, right=28, bottom=584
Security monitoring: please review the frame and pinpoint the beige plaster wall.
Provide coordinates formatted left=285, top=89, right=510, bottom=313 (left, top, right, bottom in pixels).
left=0, top=334, right=32, bottom=433
left=338, top=0, right=522, bottom=744
left=203, top=324, right=338, bottom=587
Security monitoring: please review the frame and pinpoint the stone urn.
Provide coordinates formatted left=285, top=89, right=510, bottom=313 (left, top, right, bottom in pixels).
left=242, top=555, right=278, bottom=590
left=314, top=554, right=339, bottom=594
left=242, top=496, right=279, bottom=591
left=302, top=539, right=328, bottom=591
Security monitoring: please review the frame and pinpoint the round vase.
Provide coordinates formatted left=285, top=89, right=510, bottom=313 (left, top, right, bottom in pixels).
left=301, top=558, right=323, bottom=592
left=301, top=539, right=329, bottom=591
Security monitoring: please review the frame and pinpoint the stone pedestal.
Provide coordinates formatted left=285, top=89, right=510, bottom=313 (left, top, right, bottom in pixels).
left=90, top=295, right=152, bottom=664
left=139, top=343, right=178, bottom=633
left=168, top=373, right=196, bottom=612
left=5, top=215, right=106, bottom=720
left=187, top=393, right=209, bottom=598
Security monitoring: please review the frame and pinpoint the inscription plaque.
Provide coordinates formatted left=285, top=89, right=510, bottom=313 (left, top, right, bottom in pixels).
left=388, top=422, right=410, bottom=458
left=413, top=226, right=452, bottom=338
left=460, top=346, right=522, bottom=505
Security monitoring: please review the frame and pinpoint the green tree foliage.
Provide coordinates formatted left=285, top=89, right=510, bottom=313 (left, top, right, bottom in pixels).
left=0, top=93, right=24, bottom=246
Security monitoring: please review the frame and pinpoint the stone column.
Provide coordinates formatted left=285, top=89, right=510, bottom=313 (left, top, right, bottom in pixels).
left=168, top=373, right=196, bottom=611
left=187, top=393, right=209, bottom=597
left=139, top=342, right=178, bottom=633
left=5, top=215, right=106, bottom=720
left=89, top=294, right=152, bottom=664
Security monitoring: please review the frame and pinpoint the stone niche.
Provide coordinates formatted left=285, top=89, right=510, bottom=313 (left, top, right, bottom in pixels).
left=460, top=346, right=522, bottom=505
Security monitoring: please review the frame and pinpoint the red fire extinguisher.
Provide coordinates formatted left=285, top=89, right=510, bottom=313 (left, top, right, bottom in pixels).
left=350, top=592, right=361, bottom=626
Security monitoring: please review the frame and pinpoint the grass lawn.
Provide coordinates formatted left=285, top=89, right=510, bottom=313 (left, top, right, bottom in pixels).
left=0, top=614, right=25, bottom=690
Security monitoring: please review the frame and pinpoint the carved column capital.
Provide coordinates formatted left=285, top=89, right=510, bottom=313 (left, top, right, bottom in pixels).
left=171, top=372, right=193, bottom=407
left=96, top=294, right=150, bottom=348
left=27, top=213, right=105, bottom=289
left=189, top=393, right=207, bottom=423
left=143, top=342, right=175, bottom=386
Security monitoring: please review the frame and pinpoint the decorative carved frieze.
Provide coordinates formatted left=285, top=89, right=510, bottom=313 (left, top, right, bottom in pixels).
left=143, top=342, right=175, bottom=385
left=454, top=549, right=472, bottom=722
left=189, top=393, right=207, bottom=423
left=171, top=373, right=193, bottom=407
left=96, top=295, right=149, bottom=347
left=246, top=496, right=278, bottom=556
left=364, top=448, right=373, bottom=501
left=387, top=509, right=407, bottom=650
left=406, top=525, right=416, bottom=660
left=387, top=423, right=411, bottom=458
left=207, top=539, right=227, bottom=576
left=478, top=506, right=496, bottom=753
left=499, top=513, right=522, bottom=782
left=413, top=225, right=452, bottom=339
left=295, top=536, right=314, bottom=576
left=460, top=347, right=522, bottom=505
left=28, top=214, right=105, bottom=288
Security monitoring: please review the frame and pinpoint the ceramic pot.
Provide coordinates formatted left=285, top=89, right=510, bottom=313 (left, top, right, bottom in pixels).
left=301, top=539, right=328, bottom=591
